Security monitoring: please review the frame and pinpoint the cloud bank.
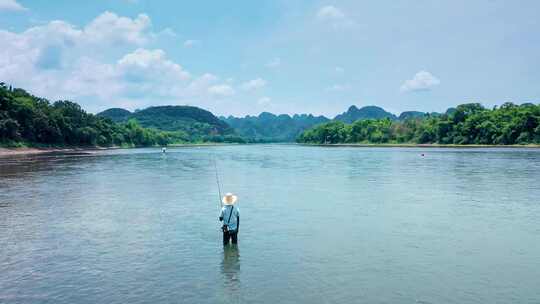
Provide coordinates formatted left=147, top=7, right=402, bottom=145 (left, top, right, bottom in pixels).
left=0, top=11, right=236, bottom=112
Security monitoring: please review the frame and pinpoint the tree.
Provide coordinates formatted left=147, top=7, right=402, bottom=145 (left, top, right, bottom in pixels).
left=0, top=118, right=20, bottom=140
left=0, top=84, right=192, bottom=147
left=297, top=102, right=540, bottom=145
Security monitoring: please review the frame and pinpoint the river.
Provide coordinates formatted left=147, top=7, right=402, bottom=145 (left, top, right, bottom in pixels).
left=1, top=145, right=539, bottom=303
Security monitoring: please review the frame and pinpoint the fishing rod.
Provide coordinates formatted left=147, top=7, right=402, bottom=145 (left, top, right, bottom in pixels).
left=211, top=151, right=223, bottom=211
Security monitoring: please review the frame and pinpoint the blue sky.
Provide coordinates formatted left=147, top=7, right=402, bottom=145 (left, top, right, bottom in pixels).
left=1, top=0, right=539, bottom=117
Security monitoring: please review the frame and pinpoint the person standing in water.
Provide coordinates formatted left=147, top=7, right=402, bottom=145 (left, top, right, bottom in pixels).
left=219, top=193, right=240, bottom=246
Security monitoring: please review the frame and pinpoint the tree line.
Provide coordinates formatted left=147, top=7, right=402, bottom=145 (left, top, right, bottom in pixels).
left=297, top=103, right=540, bottom=145
left=0, top=83, right=188, bottom=147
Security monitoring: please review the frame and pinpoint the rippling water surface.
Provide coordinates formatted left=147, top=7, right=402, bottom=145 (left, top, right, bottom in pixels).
left=1, top=145, right=540, bottom=303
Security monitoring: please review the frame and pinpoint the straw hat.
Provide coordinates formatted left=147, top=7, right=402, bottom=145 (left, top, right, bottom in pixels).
left=222, top=193, right=238, bottom=205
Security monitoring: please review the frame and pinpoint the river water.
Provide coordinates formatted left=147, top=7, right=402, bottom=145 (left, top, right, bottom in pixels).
left=1, top=145, right=539, bottom=303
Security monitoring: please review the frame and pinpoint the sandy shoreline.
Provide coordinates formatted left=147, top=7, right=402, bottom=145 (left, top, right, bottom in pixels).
left=0, top=147, right=111, bottom=157
left=0, top=143, right=230, bottom=157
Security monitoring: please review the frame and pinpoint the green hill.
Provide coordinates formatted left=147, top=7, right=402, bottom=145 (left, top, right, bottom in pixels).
left=334, top=105, right=397, bottom=123
left=398, top=111, right=426, bottom=120
left=98, top=105, right=236, bottom=141
left=0, top=84, right=187, bottom=147
left=97, top=108, right=131, bottom=123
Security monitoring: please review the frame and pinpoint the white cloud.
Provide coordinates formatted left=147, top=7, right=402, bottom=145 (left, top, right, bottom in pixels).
left=184, top=73, right=218, bottom=95
left=62, top=57, right=122, bottom=101
left=183, top=39, right=199, bottom=48
left=83, top=11, right=151, bottom=45
left=257, top=96, right=271, bottom=106
left=208, top=84, right=235, bottom=97
left=0, top=0, right=27, bottom=11
left=400, top=71, right=440, bottom=92
left=117, top=48, right=190, bottom=82
left=24, top=20, right=82, bottom=47
left=0, top=11, right=153, bottom=65
left=113, top=48, right=193, bottom=101
left=266, top=57, right=281, bottom=68
left=240, top=78, right=266, bottom=91
left=316, top=5, right=355, bottom=28
left=0, top=12, right=239, bottom=112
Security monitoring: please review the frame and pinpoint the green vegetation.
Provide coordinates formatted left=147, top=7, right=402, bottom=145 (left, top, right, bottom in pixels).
left=223, top=106, right=437, bottom=143
left=298, top=103, right=540, bottom=145
left=334, top=105, right=397, bottom=123
left=0, top=83, right=189, bottom=147
left=96, top=108, right=131, bottom=122
left=222, top=112, right=330, bottom=142
left=398, top=111, right=427, bottom=120
left=3, top=82, right=539, bottom=147
left=98, top=105, right=245, bottom=143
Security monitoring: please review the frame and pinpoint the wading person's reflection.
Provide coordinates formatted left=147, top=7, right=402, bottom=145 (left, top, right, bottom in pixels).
left=221, top=245, right=240, bottom=291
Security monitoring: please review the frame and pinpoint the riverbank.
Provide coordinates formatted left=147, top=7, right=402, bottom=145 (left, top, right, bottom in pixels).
left=0, top=142, right=242, bottom=157
left=300, top=143, right=540, bottom=148
left=0, top=147, right=113, bottom=157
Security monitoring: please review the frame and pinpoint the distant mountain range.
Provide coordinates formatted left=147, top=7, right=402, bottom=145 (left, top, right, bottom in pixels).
left=223, top=105, right=448, bottom=142
left=98, top=104, right=448, bottom=142
left=221, top=112, right=329, bottom=142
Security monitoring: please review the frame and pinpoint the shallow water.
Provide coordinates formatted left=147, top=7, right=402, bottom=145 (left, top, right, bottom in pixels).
left=1, top=145, right=539, bottom=304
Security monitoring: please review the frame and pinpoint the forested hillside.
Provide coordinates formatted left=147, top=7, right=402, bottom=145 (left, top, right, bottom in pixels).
left=96, top=108, right=131, bottom=122
left=98, top=105, right=242, bottom=142
left=224, top=105, right=437, bottom=142
left=298, top=103, right=540, bottom=145
left=0, top=84, right=191, bottom=147
left=4, top=82, right=538, bottom=147
left=334, top=105, right=397, bottom=123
